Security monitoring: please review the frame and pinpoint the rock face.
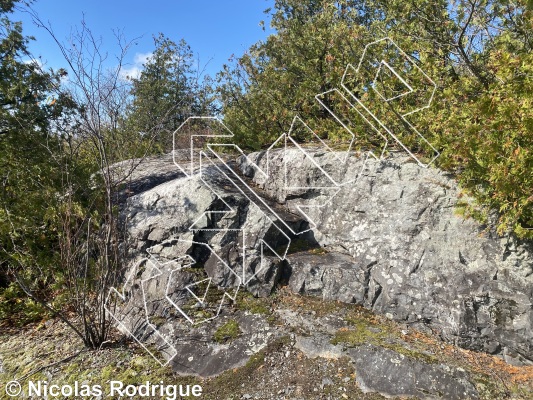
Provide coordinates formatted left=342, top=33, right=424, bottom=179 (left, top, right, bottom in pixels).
left=238, top=148, right=533, bottom=365
left=114, top=146, right=533, bottom=375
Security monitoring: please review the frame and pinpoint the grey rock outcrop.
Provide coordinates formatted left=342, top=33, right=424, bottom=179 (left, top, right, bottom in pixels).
left=115, top=147, right=533, bottom=371
left=348, top=344, right=478, bottom=399
left=238, top=148, right=533, bottom=365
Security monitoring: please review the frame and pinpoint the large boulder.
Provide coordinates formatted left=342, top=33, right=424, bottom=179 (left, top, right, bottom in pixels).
left=114, top=147, right=533, bottom=368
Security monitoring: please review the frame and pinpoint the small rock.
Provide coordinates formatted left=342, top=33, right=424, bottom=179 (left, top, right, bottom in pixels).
left=321, top=377, right=334, bottom=389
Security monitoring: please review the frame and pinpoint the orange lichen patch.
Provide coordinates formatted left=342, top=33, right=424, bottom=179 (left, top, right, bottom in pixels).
left=452, top=346, right=533, bottom=387
left=403, top=330, right=455, bottom=354
left=510, top=368, right=533, bottom=384
left=402, top=328, right=437, bottom=343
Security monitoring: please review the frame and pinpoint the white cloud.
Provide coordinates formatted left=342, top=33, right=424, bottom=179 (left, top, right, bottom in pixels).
left=134, top=52, right=153, bottom=65
left=119, top=65, right=142, bottom=81
left=24, top=58, right=44, bottom=69
left=119, top=52, right=153, bottom=81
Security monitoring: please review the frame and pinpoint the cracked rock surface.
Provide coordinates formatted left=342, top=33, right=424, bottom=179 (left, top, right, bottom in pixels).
left=109, top=147, right=533, bottom=397
left=239, top=148, right=533, bottom=365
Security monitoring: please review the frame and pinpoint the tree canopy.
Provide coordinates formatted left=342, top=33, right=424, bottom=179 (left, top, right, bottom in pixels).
left=126, top=33, right=216, bottom=152
left=0, top=0, right=74, bottom=323
left=217, top=0, right=533, bottom=237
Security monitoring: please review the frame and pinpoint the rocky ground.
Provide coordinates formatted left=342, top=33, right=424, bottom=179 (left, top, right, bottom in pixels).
left=1, top=287, right=532, bottom=399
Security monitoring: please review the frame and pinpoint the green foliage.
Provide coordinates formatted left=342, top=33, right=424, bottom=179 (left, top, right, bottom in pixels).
left=236, top=291, right=270, bottom=315
left=0, top=0, right=76, bottom=320
left=428, top=35, right=533, bottom=237
left=0, top=282, right=46, bottom=325
left=0, top=2, right=217, bottom=345
left=0, top=1, right=123, bottom=341
left=217, top=1, right=373, bottom=150
left=219, top=0, right=533, bottom=238
left=410, top=1, right=533, bottom=237
left=126, top=33, right=216, bottom=153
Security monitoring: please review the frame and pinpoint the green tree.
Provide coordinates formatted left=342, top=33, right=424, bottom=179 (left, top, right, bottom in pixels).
left=217, top=0, right=376, bottom=150
left=0, top=0, right=75, bottom=324
left=1, top=1, right=143, bottom=348
left=127, top=33, right=216, bottom=152
left=422, top=3, right=533, bottom=237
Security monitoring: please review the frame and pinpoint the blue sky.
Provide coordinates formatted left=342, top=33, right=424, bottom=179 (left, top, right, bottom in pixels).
left=13, top=0, right=275, bottom=79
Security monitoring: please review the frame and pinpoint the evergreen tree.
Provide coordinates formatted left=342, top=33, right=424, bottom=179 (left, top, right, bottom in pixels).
left=218, top=0, right=533, bottom=237
left=0, top=0, right=74, bottom=323
left=127, top=33, right=213, bottom=152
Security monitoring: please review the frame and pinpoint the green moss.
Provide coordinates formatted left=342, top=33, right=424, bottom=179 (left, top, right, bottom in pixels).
left=243, top=349, right=266, bottom=370
left=332, top=318, right=438, bottom=364
left=454, top=208, right=465, bottom=219
left=150, top=316, right=167, bottom=326
left=192, top=309, right=213, bottom=321
left=179, top=273, right=234, bottom=321
left=266, top=314, right=279, bottom=325
left=236, top=292, right=270, bottom=315
left=2, top=292, right=531, bottom=400
left=472, top=374, right=511, bottom=400
left=180, top=265, right=205, bottom=275
left=307, top=297, right=345, bottom=316
left=387, top=344, right=438, bottom=364
left=209, top=336, right=289, bottom=395
left=213, top=319, right=241, bottom=343
left=100, top=365, right=115, bottom=381
left=308, top=247, right=328, bottom=255
left=331, top=320, right=384, bottom=347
